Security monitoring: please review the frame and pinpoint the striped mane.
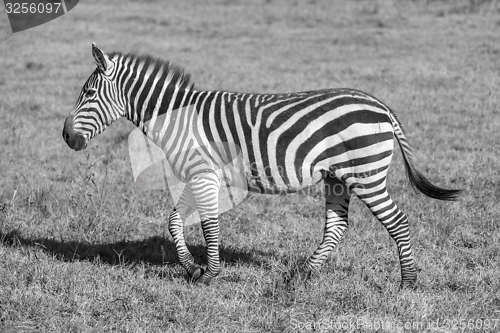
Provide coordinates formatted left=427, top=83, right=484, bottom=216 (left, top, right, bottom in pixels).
left=109, top=51, right=194, bottom=91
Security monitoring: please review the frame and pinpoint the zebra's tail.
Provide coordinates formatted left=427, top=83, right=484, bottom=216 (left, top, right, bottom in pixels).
left=387, top=111, right=462, bottom=201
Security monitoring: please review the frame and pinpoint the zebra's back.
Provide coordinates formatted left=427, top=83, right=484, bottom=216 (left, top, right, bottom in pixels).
left=197, top=88, right=395, bottom=193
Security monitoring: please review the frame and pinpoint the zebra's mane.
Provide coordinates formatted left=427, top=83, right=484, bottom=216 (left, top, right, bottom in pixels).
left=109, top=52, right=194, bottom=91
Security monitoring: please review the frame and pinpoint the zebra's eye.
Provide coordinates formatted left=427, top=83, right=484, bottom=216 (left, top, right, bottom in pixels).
left=85, top=89, right=97, bottom=98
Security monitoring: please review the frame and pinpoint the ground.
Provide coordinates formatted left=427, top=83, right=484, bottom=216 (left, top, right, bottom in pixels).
left=0, top=0, right=499, bottom=332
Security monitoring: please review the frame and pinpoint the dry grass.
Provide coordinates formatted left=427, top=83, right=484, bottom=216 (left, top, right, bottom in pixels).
left=1, top=0, right=500, bottom=332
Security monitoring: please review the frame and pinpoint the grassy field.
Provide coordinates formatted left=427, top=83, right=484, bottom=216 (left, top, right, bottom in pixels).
left=1, top=0, right=500, bottom=331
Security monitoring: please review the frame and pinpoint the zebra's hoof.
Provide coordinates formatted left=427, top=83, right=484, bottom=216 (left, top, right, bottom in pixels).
left=188, top=265, right=203, bottom=281
left=399, top=280, right=417, bottom=290
left=196, top=273, right=213, bottom=285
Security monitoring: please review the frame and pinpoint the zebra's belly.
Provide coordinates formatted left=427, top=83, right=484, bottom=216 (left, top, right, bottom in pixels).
left=243, top=166, right=326, bottom=195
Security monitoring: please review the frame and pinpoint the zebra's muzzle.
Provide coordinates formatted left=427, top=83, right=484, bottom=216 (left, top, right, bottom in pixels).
left=62, top=115, right=88, bottom=151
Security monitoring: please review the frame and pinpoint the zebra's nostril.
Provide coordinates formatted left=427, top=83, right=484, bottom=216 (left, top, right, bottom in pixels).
left=63, top=131, right=69, bottom=143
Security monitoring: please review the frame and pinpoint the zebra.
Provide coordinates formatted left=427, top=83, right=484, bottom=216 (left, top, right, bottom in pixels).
left=62, top=43, right=461, bottom=288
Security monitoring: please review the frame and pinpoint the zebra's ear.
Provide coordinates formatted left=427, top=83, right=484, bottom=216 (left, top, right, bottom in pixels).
left=92, top=42, right=113, bottom=74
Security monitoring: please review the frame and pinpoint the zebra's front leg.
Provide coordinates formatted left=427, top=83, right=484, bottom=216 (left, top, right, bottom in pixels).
left=195, top=215, right=220, bottom=285
left=168, top=209, right=203, bottom=280
left=290, top=176, right=351, bottom=282
left=189, top=172, right=221, bottom=285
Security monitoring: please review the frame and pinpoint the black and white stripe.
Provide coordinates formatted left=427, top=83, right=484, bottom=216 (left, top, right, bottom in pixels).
left=63, top=44, right=461, bottom=287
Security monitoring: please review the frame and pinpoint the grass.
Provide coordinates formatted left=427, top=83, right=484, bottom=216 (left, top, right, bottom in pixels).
left=1, top=0, right=500, bottom=331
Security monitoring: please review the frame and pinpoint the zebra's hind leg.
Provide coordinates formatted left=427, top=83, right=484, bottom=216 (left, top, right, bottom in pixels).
left=352, top=180, right=417, bottom=289
left=288, top=176, right=351, bottom=283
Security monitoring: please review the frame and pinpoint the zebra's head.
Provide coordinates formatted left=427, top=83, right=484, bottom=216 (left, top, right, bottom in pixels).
left=63, top=43, right=124, bottom=150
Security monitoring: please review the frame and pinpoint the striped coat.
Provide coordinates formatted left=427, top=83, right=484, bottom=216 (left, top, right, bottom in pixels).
left=63, top=44, right=461, bottom=287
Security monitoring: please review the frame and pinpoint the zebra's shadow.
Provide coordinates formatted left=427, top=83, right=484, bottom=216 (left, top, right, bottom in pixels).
left=0, top=230, right=275, bottom=281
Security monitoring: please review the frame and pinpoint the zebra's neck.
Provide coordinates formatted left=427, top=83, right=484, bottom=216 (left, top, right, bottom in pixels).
left=111, top=53, right=194, bottom=140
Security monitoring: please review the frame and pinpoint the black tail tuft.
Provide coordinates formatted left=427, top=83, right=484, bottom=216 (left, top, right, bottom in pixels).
left=388, top=110, right=462, bottom=201
left=402, top=153, right=462, bottom=201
